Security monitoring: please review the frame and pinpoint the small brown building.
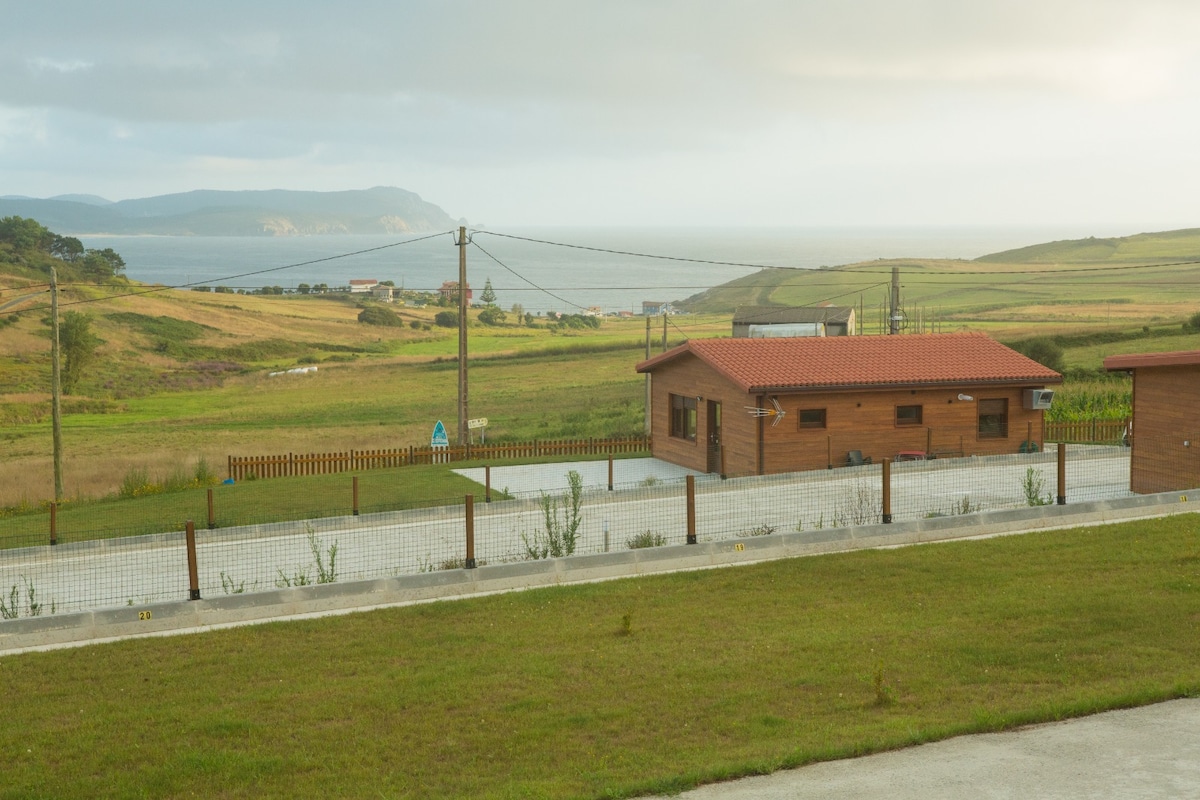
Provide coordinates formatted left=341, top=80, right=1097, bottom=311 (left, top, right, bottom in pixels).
left=636, top=333, right=1062, bottom=476
left=1104, top=349, right=1200, bottom=494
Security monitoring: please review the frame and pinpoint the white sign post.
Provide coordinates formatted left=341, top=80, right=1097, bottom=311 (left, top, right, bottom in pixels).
left=467, top=417, right=488, bottom=444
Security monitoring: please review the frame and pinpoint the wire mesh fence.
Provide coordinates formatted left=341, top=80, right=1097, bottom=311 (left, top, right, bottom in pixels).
left=0, top=445, right=1156, bottom=620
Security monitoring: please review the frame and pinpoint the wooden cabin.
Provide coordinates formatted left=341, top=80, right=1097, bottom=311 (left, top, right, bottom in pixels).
left=1105, top=349, right=1200, bottom=493
left=636, top=333, right=1062, bottom=476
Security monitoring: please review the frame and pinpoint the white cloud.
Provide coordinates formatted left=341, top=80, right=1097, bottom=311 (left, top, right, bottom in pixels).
left=1, top=0, right=1199, bottom=225
left=26, top=57, right=94, bottom=74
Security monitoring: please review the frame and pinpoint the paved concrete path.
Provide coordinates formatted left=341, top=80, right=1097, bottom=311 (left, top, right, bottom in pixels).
left=646, top=699, right=1200, bottom=799
left=453, top=456, right=702, bottom=496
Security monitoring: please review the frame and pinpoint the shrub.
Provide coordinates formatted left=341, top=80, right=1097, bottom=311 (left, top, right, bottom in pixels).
left=434, top=310, right=459, bottom=328
left=626, top=530, right=667, bottom=549
left=522, top=470, right=584, bottom=559
left=477, top=307, right=507, bottom=326
left=357, top=306, right=404, bottom=327
left=1022, top=467, right=1053, bottom=506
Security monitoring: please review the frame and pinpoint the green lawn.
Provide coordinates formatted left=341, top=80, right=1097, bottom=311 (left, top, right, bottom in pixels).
left=0, top=464, right=492, bottom=546
left=2, top=515, right=1198, bottom=798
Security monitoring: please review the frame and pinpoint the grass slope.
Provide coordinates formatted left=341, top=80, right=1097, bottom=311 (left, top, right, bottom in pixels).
left=976, top=228, right=1200, bottom=264
left=1, top=515, right=1198, bottom=798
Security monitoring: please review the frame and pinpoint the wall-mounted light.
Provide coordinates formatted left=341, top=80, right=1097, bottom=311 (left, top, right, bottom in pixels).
left=958, top=394, right=974, bottom=401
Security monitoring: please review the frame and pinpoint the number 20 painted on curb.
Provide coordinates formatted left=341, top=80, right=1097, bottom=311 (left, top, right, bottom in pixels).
left=138, top=610, right=152, bottom=621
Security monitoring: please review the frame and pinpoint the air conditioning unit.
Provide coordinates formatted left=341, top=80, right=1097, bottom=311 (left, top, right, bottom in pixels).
left=1024, top=389, right=1055, bottom=410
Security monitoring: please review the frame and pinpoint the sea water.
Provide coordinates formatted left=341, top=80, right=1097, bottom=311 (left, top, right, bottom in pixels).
left=80, top=225, right=1126, bottom=315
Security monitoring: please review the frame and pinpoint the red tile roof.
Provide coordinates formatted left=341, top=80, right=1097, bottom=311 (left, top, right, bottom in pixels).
left=636, top=333, right=1061, bottom=393
left=1105, top=350, right=1200, bottom=370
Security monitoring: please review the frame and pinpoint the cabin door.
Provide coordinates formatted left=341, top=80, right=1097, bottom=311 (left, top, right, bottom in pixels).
left=706, top=400, right=723, bottom=474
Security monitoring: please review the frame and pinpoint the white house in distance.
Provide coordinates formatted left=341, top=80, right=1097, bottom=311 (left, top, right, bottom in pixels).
left=643, top=301, right=675, bottom=316
left=349, top=279, right=379, bottom=294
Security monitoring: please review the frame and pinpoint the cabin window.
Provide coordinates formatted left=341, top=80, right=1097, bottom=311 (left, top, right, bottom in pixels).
left=670, top=394, right=697, bottom=441
left=895, top=405, right=923, bottom=426
left=978, top=398, right=1009, bottom=439
left=798, top=408, right=827, bottom=429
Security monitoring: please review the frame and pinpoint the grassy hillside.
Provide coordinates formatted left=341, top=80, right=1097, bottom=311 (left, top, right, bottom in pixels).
left=976, top=228, right=1200, bottom=264
left=3, top=225, right=1199, bottom=507
left=679, top=227, right=1200, bottom=333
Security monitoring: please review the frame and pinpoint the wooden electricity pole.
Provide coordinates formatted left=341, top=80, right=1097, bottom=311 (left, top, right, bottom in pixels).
left=50, top=267, right=64, bottom=501
left=644, top=315, right=652, bottom=434
left=456, top=226, right=469, bottom=446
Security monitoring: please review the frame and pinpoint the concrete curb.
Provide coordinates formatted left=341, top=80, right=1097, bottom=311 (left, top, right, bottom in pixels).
left=2, top=489, right=1195, bottom=655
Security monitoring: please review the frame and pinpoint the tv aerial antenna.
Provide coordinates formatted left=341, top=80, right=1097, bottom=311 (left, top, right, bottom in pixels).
left=745, top=396, right=786, bottom=426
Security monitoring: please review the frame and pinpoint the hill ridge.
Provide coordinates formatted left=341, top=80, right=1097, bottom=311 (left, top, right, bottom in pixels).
left=0, top=187, right=460, bottom=236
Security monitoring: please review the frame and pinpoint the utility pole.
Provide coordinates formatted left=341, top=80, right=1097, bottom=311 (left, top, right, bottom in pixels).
left=644, top=315, right=652, bottom=435
left=50, top=267, right=63, bottom=501
left=889, top=266, right=902, bottom=335
left=456, top=226, right=469, bottom=446
left=661, top=314, right=668, bottom=351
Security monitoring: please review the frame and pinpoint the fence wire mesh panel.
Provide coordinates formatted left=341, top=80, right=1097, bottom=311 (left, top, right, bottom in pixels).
left=0, top=532, right=190, bottom=616
left=0, top=446, right=1169, bottom=622
left=196, top=504, right=468, bottom=596
left=1064, top=445, right=1135, bottom=502
left=473, top=481, right=692, bottom=565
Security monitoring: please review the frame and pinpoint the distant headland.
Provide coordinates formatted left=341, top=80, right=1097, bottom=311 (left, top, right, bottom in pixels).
left=0, top=186, right=462, bottom=236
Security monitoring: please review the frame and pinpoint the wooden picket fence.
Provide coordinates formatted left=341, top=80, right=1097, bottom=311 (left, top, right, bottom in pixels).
left=1045, top=418, right=1128, bottom=445
left=227, top=436, right=651, bottom=481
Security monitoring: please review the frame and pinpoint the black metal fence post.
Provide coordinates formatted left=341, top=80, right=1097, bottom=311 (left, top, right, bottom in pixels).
left=882, top=459, right=893, bottom=523
left=686, top=475, right=697, bottom=544
left=465, top=494, right=477, bottom=568
left=1057, top=443, right=1067, bottom=505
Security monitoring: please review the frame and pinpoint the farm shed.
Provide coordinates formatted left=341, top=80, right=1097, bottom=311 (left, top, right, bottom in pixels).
left=1104, top=349, right=1200, bottom=493
left=732, top=305, right=856, bottom=338
left=636, top=333, right=1062, bottom=476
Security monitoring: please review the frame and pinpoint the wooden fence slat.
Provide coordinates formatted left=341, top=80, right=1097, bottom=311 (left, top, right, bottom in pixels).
left=227, top=436, right=651, bottom=480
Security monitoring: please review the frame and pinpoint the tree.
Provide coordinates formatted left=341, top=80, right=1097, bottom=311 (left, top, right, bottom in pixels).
left=434, top=310, right=459, bottom=328
left=50, top=235, right=84, bottom=262
left=0, top=216, right=52, bottom=251
left=478, top=306, right=507, bottom=326
left=480, top=277, right=497, bottom=306
left=59, top=311, right=101, bottom=394
left=1011, top=336, right=1064, bottom=373
left=80, top=247, right=125, bottom=280
left=297, top=283, right=311, bottom=295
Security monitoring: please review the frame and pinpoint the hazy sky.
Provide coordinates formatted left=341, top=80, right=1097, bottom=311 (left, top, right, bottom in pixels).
left=3, top=1, right=1199, bottom=228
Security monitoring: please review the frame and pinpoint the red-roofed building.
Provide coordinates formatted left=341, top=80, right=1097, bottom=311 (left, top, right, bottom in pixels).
left=636, top=333, right=1062, bottom=475
left=1105, top=349, right=1200, bottom=493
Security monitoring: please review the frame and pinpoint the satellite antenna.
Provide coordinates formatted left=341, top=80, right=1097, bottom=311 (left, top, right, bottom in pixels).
left=745, top=396, right=786, bottom=426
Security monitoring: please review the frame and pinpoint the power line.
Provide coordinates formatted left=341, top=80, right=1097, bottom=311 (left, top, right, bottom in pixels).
left=6, top=230, right=456, bottom=316
left=473, top=230, right=790, bottom=271
left=468, top=239, right=589, bottom=312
